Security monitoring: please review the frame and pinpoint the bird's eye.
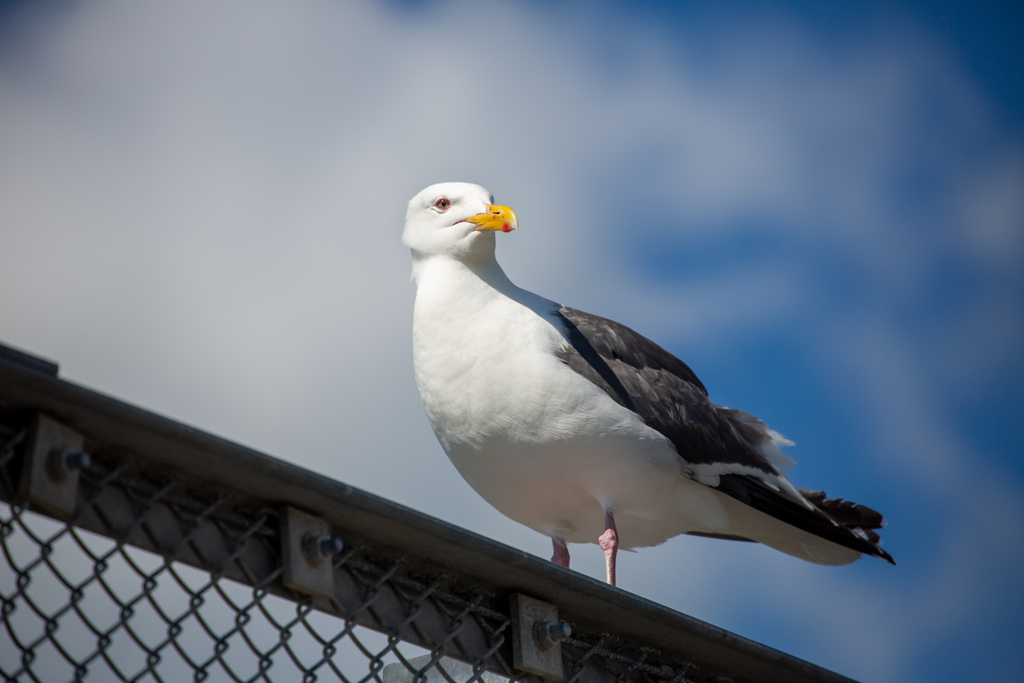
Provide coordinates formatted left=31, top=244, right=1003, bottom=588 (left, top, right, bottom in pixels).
left=433, top=197, right=451, bottom=211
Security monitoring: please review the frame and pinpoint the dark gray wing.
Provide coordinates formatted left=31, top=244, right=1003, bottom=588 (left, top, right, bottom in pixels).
left=555, top=306, right=895, bottom=564
left=555, top=306, right=775, bottom=474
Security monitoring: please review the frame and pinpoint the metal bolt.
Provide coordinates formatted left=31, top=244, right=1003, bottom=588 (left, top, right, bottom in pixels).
left=47, top=448, right=91, bottom=481
left=302, top=533, right=344, bottom=564
left=317, top=536, right=344, bottom=556
left=533, top=620, right=571, bottom=650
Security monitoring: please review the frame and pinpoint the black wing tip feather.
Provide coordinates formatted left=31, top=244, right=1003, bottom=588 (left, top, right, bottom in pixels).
left=718, top=475, right=897, bottom=565
left=798, top=488, right=897, bottom=565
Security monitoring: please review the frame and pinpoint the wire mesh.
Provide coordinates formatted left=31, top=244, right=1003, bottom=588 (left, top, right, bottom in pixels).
left=0, top=411, right=702, bottom=683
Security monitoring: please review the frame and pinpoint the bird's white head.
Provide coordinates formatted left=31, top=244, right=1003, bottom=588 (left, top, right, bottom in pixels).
left=403, top=182, right=518, bottom=265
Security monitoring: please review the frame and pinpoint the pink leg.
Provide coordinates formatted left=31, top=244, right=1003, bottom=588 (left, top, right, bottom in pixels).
left=599, top=509, right=618, bottom=586
left=551, top=537, right=570, bottom=567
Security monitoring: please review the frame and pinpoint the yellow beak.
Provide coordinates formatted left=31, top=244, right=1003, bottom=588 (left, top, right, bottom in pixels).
left=465, top=204, right=518, bottom=233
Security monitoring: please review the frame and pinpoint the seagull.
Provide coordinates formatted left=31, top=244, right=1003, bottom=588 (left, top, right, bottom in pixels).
left=403, top=181, right=894, bottom=586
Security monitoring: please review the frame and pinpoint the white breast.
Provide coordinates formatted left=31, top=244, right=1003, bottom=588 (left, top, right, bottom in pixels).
left=411, top=257, right=731, bottom=548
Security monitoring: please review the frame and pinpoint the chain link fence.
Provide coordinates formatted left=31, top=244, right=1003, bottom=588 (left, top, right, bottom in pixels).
left=0, top=345, right=857, bottom=683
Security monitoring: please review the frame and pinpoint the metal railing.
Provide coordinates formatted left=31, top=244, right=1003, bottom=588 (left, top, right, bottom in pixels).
left=0, top=342, right=856, bottom=683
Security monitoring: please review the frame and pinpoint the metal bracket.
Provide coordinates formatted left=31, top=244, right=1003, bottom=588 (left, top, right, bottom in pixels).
left=511, top=593, right=570, bottom=680
left=280, top=506, right=343, bottom=599
left=19, top=413, right=88, bottom=520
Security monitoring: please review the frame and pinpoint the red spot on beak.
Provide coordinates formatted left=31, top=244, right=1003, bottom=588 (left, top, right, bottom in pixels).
left=502, top=223, right=512, bottom=233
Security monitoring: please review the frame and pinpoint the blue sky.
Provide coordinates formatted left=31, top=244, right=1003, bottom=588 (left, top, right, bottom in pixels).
left=1, top=1, right=1022, bottom=681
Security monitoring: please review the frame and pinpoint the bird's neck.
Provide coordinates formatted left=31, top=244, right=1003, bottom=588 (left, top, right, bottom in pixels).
left=410, top=253, right=562, bottom=346
left=410, top=252, right=518, bottom=299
